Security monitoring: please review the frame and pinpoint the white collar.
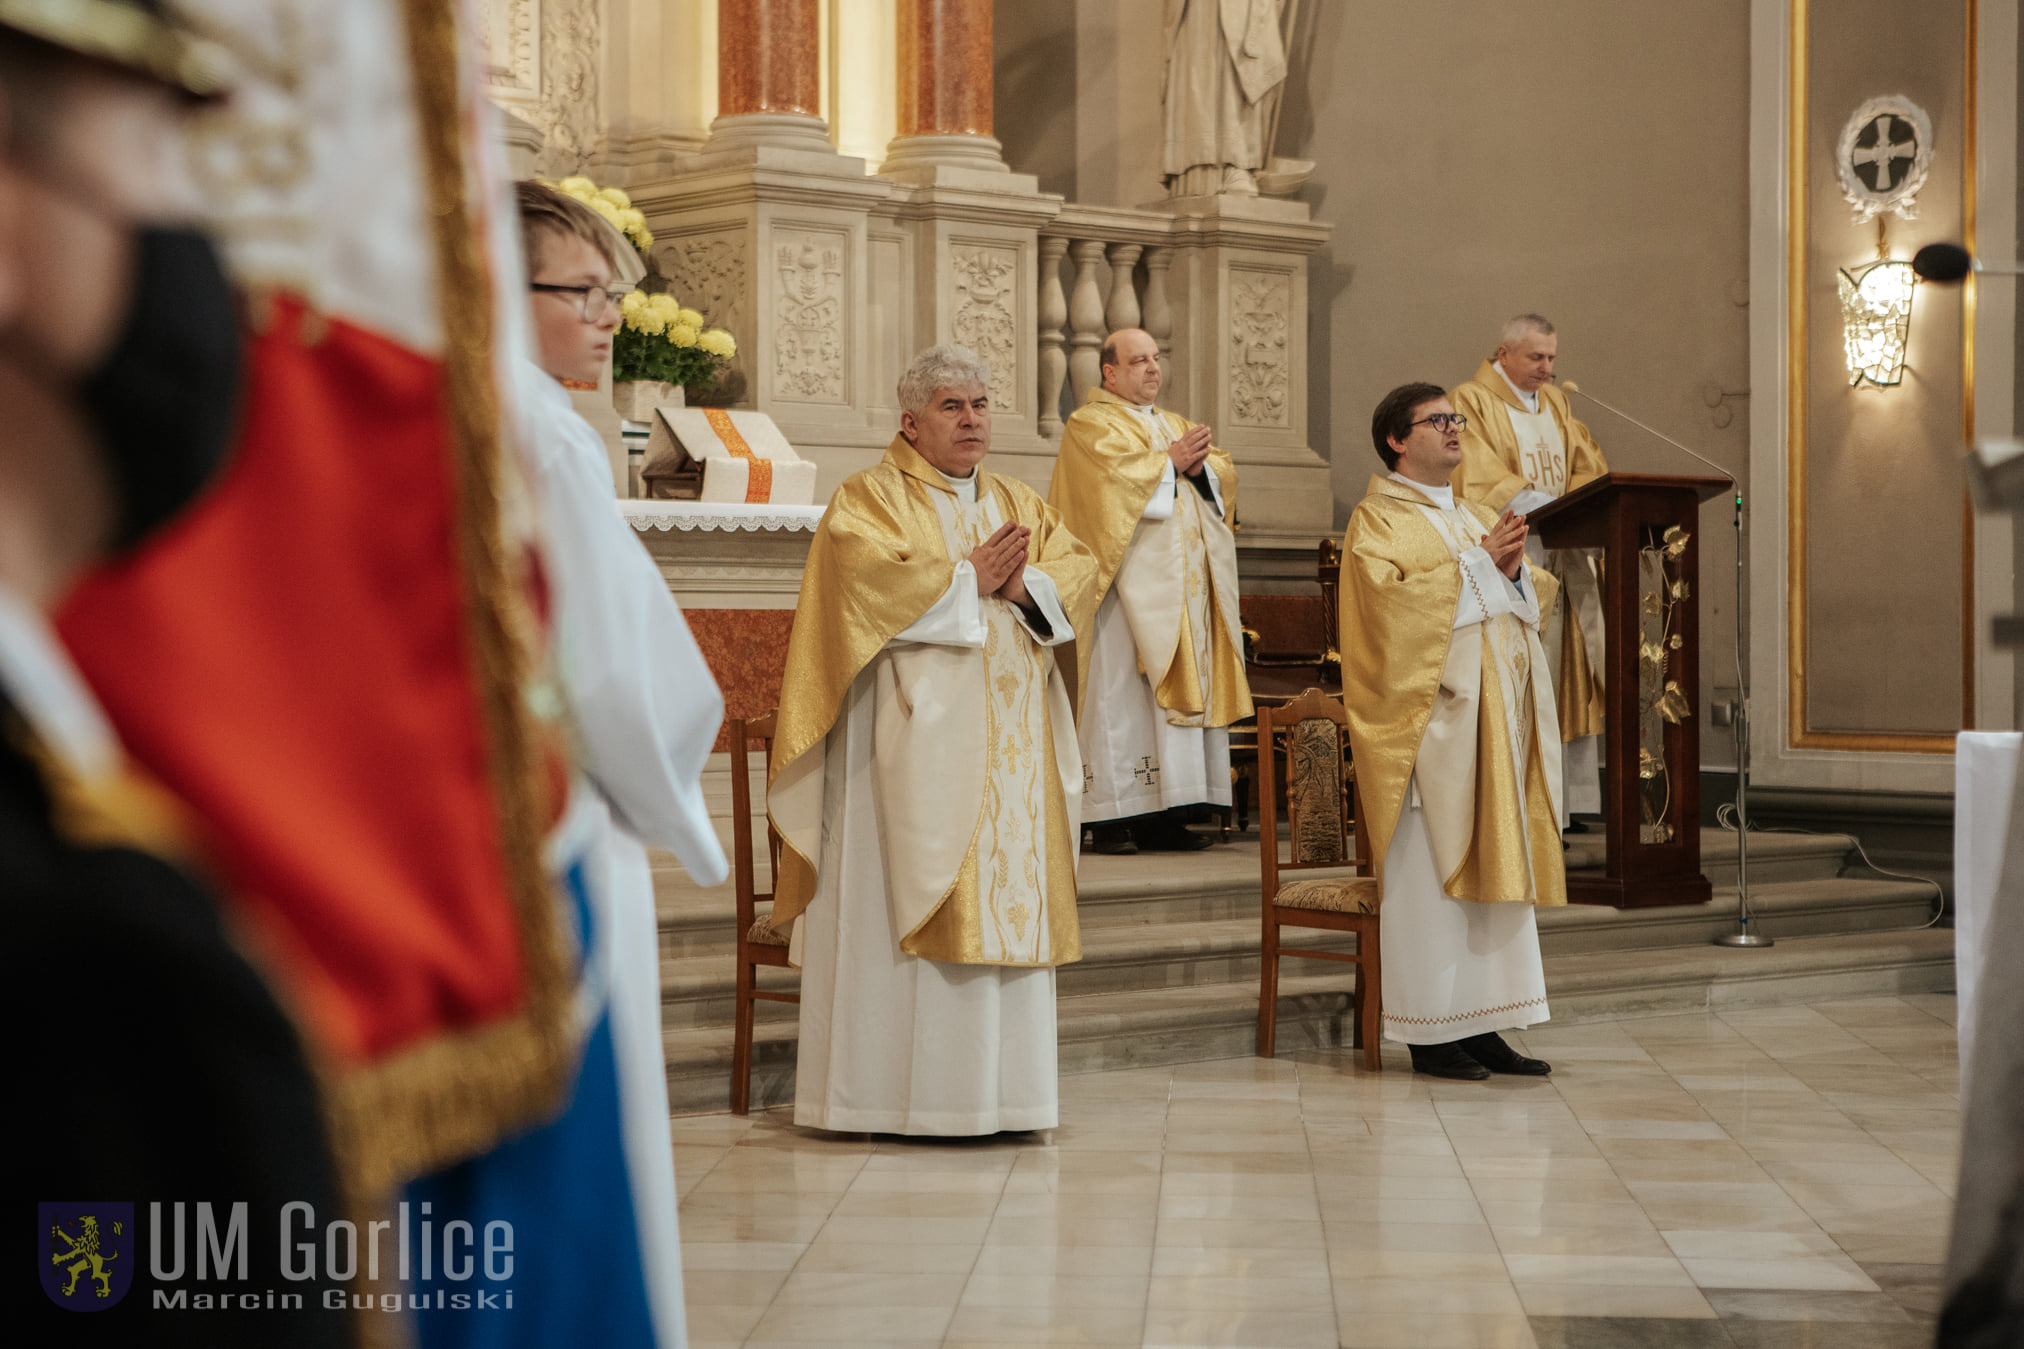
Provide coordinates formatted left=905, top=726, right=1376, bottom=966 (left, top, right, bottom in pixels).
left=1495, top=360, right=1541, bottom=413
left=1389, top=470, right=1455, bottom=510
left=0, top=583, right=118, bottom=781
left=519, top=357, right=574, bottom=410
left=936, top=466, right=979, bottom=502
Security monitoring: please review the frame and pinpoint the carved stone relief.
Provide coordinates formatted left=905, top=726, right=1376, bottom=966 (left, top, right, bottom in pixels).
left=950, top=245, right=1019, bottom=414
left=774, top=232, right=847, bottom=403
left=1228, top=269, right=1291, bottom=427
left=483, top=0, right=599, bottom=177
left=659, top=233, right=749, bottom=337
left=482, top=0, right=539, bottom=102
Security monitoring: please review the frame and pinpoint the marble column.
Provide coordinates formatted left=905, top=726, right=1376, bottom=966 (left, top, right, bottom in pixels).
left=706, top=0, right=833, bottom=156
left=881, top=0, right=1022, bottom=185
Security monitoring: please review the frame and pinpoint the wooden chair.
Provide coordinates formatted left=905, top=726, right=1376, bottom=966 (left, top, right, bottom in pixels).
left=1256, top=688, right=1382, bottom=1069
left=1231, top=540, right=1346, bottom=832
left=726, top=711, right=797, bottom=1114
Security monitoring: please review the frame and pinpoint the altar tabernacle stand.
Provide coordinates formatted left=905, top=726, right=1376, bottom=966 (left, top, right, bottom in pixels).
left=1527, top=472, right=1728, bottom=908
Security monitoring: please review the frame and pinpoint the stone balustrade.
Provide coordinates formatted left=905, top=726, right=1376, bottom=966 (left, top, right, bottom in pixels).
left=1037, top=206, right=1191, bottom=436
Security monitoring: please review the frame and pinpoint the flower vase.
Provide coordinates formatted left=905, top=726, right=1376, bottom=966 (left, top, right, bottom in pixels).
left=613, top=379, right=684, bottom=422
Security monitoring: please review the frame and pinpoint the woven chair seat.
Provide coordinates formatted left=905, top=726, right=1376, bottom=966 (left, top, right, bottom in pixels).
left=745, top=914, right=788, bottom=946
left=1274, top=876, right=1379, bottom=915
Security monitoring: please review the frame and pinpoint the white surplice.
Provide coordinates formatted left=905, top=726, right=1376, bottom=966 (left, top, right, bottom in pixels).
left=518, top=362, right=729, bottom=1349
left=1378, top=473, right=1553, bottom=1045
left=1497, top=363, right=1603, bottom=821
left=790, top=468, right=1077, bottom=1135
left=1080, top=402, right=1232, bottom=823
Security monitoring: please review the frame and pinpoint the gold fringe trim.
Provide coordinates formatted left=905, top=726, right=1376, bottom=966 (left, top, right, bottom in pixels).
left=317, top=0, right=575, bottom=1206
left=1385, top=997, right=1549, bottom=1027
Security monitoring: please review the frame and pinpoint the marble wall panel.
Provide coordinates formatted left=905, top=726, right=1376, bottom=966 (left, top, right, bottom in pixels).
left=769, top=223, right=852, bottom=405
left=1226, top=266, right=1294, bottom=431
left=867, top=228, right=912, bottom=415
left=948, top=241, right=1021, bottom=414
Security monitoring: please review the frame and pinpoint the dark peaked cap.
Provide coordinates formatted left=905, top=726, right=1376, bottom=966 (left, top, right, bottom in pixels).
left=0, top=0, right=233, bottom=97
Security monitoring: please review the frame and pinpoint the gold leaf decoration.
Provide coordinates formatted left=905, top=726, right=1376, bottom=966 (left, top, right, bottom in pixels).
left=1663, top=525, right=1691, bottom=559
left=1639, top=748, right=1663, bottom=780
left=1657, top=681, right=1692, bottom=723
left=1669, top=634, right=1684, bottom=650
left=1670, top=579, right=1692, bottom=601
left=1640, top=640, right=1666, bottom=667
left=1642, top=591, right=1664, bottom=615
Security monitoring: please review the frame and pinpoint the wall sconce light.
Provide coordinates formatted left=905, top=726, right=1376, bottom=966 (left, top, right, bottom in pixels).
left=1838, top=257, right=1916, bottom=387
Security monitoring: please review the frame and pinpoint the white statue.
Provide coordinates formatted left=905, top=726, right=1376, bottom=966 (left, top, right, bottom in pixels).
left=1161, top=0, right=1288, bottom=198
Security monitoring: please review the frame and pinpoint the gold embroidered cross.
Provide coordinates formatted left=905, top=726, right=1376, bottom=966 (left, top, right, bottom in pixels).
left=999, top=735, right=1028, bottom=775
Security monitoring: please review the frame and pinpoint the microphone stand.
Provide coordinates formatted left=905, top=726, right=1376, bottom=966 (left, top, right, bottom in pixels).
left=1558, top=381, right=1770, bottom=947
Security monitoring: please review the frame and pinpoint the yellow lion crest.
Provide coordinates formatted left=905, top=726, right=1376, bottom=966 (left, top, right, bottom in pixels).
left=51, top=1214, right=121, bottom=1299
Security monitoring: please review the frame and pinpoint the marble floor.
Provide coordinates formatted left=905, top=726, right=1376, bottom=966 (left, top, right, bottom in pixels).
left=671, top=994, right=1960, bottom=1348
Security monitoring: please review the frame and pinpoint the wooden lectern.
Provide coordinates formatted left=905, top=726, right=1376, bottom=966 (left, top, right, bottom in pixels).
left=1527, top=473, right=1730, bottom=908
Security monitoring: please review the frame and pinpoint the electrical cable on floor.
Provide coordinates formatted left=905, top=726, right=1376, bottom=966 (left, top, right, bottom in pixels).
left=1712, top=802, right=1948, bottom=930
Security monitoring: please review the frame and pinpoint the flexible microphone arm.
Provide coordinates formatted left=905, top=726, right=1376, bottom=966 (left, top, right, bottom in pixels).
left=1553, top=378, right=1766, bottom=946
left=1559, top=381, right=1737, bottom=488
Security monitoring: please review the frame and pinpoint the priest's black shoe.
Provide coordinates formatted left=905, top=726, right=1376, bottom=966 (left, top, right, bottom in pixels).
left=1408, top=1042, right=1491, bottom=1081
left=1457, top=1032, right=1552, bottom=1076
left=1088, top=822, right=1138, bottom=855
left=1135, top=810, right=1214, bottom=851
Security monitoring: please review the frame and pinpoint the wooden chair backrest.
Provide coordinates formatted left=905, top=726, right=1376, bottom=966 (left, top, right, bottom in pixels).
left=1258, top=688, right=1369, bottom=900
left=725, top=711, right=780, bottom=937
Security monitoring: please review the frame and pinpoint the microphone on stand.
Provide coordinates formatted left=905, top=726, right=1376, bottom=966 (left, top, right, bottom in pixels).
left=1912, top=242, right=2024, bottom=282
left=1559, top=380, right=1738, bottom=494
left=1553, top=378, right=1766, bottom=946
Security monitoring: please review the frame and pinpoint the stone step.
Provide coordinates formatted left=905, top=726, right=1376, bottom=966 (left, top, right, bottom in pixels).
left=1544, top=927, right=1957, bottom=1022
left=664, top=969, right=1362, bottom=1116
left=657, top=915, right=1361, bottom=1031
left=651, top=826, right=1865, bottom=958
left=1537, top=875, right=1939, bottom=952
left=662, top=927, right=1955, bottom=1116
left=655, top=873, right=1935, bottom=1031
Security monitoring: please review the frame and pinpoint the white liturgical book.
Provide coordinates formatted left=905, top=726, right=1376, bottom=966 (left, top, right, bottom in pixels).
left=641, top=407, right=819, bottom=506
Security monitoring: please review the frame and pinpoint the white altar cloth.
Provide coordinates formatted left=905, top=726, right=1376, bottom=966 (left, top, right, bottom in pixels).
left=1953, top=730, right=2020, bottom=1103
left=622, top=501, right=826, bottom=534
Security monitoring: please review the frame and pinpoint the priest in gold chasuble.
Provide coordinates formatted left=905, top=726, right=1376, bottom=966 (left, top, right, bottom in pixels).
left=769, top=345, right=1098, bottom=1135
left=1048, top=328, right=1251, bottom=855
left=1450, top=314, right=1608, bottom=827
left=1342, top=383, right=1565, bottom=1082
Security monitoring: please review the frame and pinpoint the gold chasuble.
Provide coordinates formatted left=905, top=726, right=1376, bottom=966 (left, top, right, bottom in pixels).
left=1450, top=359, right=1607, bottom=746
left=1049, top=388, right=1251, bottom=729
left=1450, top=359, right=1607, bottom=513
left=1340, top=477, right=1566, bottom=908
left=769, top=435, right=1098, bottom=966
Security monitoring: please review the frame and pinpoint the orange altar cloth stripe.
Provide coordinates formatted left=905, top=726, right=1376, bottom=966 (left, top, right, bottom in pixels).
left=705, top=407, right=773, bottom=503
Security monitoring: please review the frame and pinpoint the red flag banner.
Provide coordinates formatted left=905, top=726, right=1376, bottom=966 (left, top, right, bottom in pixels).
left=57, top=0, right=571, bottom=1199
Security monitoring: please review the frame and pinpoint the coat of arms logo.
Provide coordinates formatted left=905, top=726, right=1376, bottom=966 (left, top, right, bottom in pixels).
left=1835, top=96, right=1935, bottom=222
left=39, top=1203, right=136, bottom=1311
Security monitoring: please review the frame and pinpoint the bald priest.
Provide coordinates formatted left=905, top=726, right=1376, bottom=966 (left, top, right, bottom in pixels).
left=1342, top=382, right=1564, bottom=1080
left=768, top=345, right=1099, bottom=1134
left=1450, top=313, right=1608, bottom=827
left=1048, top=328, right=1251, bottom=855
